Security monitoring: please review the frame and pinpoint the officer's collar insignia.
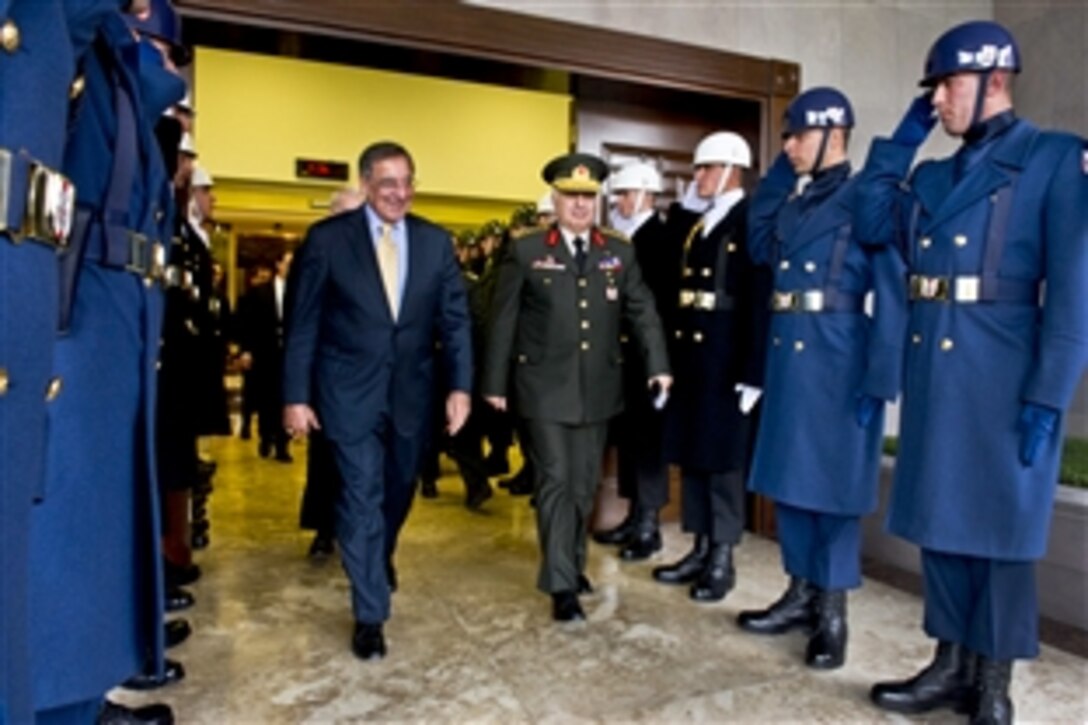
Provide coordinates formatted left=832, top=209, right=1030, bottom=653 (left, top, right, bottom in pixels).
left=545, top=227, right=561, bottom=247
left=591, top=228, right=606, bottom=247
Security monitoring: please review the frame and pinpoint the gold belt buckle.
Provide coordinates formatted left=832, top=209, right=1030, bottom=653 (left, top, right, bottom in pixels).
left=771, top=291, right=794, bottom=311
left=694, top=291, right=716, bottom=310
left=679, top=290, right=695, bottom=308
left=800, top=290, right=825, bottom=312
left=911, top=275, right=949, bottom=301
left=25, top=162, right=75, bottom=247
left=126, top=232, right=150, bottom=276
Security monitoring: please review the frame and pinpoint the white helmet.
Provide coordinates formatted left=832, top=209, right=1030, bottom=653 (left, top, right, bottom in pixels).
left=191, top=165, right=214, bottom=188
left=536, top=191, right=555, bottom=215
left=693, top=131, right=752, bottom=168
left=179, top=132, right=197, bottom=157
left=609, top=162, right=663, bottom=193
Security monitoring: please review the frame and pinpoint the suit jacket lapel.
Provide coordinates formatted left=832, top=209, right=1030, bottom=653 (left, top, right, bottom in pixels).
left=349, top=207, right=394, bottom=321
left=400, top=216, right=425, bottom=323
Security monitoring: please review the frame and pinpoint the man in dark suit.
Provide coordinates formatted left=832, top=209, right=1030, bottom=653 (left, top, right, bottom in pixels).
left=282, top=141, right=472, bottom=660
left=483, top=153, right=670, bottom=623
left=238, top=249, right=293, bottom=462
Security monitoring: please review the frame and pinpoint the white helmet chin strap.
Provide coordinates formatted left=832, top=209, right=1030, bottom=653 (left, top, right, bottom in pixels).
left=633, top=188, right=647, bottom=216
left=713, top=164, right=733, bottom=201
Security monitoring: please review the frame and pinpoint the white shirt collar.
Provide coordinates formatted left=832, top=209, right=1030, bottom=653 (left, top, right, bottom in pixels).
left=701, top=188, right=745, bottom=236
left=559, top=225, right=592, bottom=258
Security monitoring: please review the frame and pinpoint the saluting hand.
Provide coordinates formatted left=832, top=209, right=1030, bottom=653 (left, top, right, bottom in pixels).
left=446, top=391, right=471, bottom=436
left=283, top=403, right=320, bottom=439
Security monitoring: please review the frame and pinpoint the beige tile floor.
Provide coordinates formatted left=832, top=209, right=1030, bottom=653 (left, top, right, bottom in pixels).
left=116, top=436, right=1088, bottom=723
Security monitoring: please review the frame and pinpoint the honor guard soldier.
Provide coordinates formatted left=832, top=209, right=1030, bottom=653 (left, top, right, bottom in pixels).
left=0, top=1, right=121, bottom=721
left=652, top=132, right=772, bottom=603
left=27, top=0, right=188, bottom=721
left=483, top=153, right=670, bottom=622
left=856, top=21, right=1088, bottom=724
left=738, top=88, right=907, bottom=669
left=593, top=161, right=680, bottom=560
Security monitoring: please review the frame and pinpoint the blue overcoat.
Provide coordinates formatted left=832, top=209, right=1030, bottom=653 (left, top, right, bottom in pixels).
left=747, top=164, right=907, bottom=515
left=855, top=119, right=1088, bottom=559
left=0, top=1, right=117, bottom=721
left=28, top=12, right=178, bottom=710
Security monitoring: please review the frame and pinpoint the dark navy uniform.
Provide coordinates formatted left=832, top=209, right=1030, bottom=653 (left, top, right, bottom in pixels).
left=663, top=195, right=770, bottom=559
left=28, top=9, right=184, bottom=721
left=0, top=2, right=115, bottom=722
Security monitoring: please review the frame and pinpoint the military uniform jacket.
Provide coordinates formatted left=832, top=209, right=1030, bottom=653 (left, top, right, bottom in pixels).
left=856, top=118, right=1088, bottom=559
left=482, top=225, right=669, bottom=424
left=664, top=198, right=771, bottom=472
left=746, top=165, right=907, bottom=516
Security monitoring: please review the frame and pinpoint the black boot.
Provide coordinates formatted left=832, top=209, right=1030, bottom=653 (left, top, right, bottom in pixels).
left=689, top=542, right=734, bottom=602
left=619, top=509, right=662, bottom=561
left=870, top=641, right=977, bottom=714
left=737, top=576, right=816, bottom=634
left=805, top=589, right=847, bottom=669
left=592, top=509, right=636, bottom=546
left=652, top=535, right=709, bottom=585
left=970, top=658, right=1013, bottom=725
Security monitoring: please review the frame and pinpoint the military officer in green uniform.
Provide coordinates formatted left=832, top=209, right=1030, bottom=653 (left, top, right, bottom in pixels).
left=483, top=152, right=671, bottom=622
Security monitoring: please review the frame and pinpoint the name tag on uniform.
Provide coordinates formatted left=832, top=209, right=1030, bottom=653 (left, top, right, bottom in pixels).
left=532, top=255, right=566, bottom=271
left=605, top=286, right=619, bottom=301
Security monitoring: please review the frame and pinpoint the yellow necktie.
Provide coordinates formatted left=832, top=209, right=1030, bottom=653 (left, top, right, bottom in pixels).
left=377, top=223, right=398, bottom=320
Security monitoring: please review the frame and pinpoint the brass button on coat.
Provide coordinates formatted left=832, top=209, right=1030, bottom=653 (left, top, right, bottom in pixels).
left=794, top=340, right=805, bottom=352
left=911, top=333, right=922, bottom=345
left=46, top=376, right=62, bottom=402
left=779, top=260, right=790, bottom=271
left=940, top=338, right=954, bottom=352
left=920, top=237, right=932, bottom=249
left=954, top=234, right=968, bottom=247
left=692, top=331, right=704, bottom=343
left=580, top=341, right=590, bottom=351
left=1, top=20, right=20, bottom=53
left=0, top=368, right=9, bottom=396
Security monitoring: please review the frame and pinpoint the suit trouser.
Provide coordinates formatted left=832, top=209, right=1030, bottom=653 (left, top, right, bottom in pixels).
left=615, top=405, right=669, bottom=513
left=523, top=419, right=609, bottom=593
left=775, top=503, right=861, bottom=590
left=921, top=549, right=1038, bottom=660
left=330, top=418, right=422, bottom=623
left=680, top=470, right=745, bottom=544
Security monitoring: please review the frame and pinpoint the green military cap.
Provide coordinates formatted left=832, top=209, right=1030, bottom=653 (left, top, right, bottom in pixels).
left=541, top=152, right=609, bottom=193
left=455, top=229, right=476, bottom=247
left=509, top=203, right=536, bottom=229
left=479, top=219, right=506, bottom=238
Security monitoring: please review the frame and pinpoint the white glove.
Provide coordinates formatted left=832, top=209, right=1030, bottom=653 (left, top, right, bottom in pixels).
left=735, top=384, right=762, bottom=415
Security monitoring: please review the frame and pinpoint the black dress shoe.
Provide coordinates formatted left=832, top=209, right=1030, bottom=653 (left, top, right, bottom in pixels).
left=464, top=481, right=493, bottom=510
left=870, top=641, right=977, bottom=715
left=652, top=535, right=709, bottom=585
left=577, top=574, right=593, bottom=595
left=737, top=576, right=816, bottom=635
left=308, top=532, right=335, bottom=558
left=98, top=699, right=174, bottom=725
left=620, top=528, right=662, bottom=561
left=352, top=622, right=386, bottom=660
left=502, top=469, right=533, bottom=496
left=805, top=590, right=847, bottom=670
left=165, top=587, right=195, bottom=613
left=164, top=559, right=201, bottom=588
left=164, top=619, right=191, bottom=649
left=551, top=591, right=585, bottom=622
left=970, top=658, right=1014, bottom=725
left=121, top=658, right=185, bottom=691
left=191, top=532, right=210, bottom=550
left=419, top=477, right=438, bottom=498
left=258, top=440, right=271, bottom=458
left=483, top=451, right=510, bottom=477
left=592, top=514, right=635, bottom=546
left=274, top=451, right=294, bottom=463
left=689, top=543, right=735, bottom=602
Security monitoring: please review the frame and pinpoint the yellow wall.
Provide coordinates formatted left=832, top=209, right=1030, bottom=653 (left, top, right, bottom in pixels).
left=194, top=47, right=571, bottom=203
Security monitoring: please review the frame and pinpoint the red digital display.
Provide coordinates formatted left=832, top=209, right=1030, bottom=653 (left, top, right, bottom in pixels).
left=296, top=158, right=350, bottom=181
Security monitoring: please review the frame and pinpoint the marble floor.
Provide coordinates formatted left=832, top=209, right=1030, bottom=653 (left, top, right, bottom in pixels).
left=116, top=436, right=1088, bottom=723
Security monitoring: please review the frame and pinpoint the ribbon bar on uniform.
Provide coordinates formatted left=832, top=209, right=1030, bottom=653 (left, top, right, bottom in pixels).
left=0, top=148, right=76, bottom=247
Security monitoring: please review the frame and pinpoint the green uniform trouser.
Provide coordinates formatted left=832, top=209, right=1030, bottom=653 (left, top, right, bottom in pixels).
left=523, top=419, right=610, bottom=594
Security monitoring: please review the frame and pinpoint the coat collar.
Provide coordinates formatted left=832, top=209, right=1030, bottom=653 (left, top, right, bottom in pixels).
left=778, top=174, right=857, bottom=256
left=919, top=119, right=1039, bottom=231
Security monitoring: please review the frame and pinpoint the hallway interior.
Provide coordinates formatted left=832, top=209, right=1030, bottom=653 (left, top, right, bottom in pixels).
left=113, top=436, right=1088, bottom=723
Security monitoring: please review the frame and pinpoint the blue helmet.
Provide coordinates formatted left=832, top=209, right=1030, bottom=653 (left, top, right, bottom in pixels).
left=127, top=0, right=191, bottom=67
left=782, top=87, right=854, bottom=138
left=920, top=20, right=1020, bottom=87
